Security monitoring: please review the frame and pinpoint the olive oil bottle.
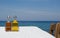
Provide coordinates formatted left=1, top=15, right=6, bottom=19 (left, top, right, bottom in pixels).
left=5, top=16, right=11, bottom=31
left=11, top=16, right=19, bottom=31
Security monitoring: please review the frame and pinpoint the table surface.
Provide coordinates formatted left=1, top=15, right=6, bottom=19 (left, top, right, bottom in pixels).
left=0, top=26, right=55, bottom=38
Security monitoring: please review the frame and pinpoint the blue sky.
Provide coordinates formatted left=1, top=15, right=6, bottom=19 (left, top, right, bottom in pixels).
left=0, top=0, right=60, bottom=21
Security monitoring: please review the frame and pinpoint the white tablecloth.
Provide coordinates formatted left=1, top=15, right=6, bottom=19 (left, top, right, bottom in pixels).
left=0, top=26, right=55, bottom=38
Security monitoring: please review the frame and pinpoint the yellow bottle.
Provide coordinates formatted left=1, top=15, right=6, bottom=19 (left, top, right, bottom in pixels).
left=11, top=16, right=19, bottom=31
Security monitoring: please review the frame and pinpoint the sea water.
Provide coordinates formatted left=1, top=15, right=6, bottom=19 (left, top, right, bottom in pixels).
left=0, top=21, right=58, bottom=32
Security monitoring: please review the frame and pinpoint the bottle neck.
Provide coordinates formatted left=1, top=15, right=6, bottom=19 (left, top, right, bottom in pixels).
left=7, top=20, right=10, bottom=23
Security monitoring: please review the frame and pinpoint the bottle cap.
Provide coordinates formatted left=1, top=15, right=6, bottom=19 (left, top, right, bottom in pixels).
left=13, top=16, right=17, bottom=20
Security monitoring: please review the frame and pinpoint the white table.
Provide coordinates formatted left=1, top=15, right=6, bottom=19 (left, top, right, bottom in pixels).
left=0, top=26, right=55, bottom=38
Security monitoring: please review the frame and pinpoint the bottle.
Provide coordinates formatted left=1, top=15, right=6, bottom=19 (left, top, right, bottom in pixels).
left=5, top=16, right=11, bottom=31
left=11, top=16, right=19, bottom=31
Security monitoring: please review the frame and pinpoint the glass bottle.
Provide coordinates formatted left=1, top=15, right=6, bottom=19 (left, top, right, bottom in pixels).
left=5, top=16, right=11, bottom=31
left=12, top=16, right=19, bottom=31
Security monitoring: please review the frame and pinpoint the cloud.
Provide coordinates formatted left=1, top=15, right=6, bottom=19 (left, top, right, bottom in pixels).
left=0, top=7, right=60, bottom=21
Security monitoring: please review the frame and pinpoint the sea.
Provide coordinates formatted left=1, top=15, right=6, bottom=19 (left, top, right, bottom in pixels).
left=0, top=21, right=59, bottom=33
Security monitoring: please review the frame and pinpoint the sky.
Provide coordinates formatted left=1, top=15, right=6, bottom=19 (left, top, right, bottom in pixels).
left=0, top=0, right=60, bottom=21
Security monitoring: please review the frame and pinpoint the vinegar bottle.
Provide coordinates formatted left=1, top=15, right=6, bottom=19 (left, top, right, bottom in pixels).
left=5, top=16, right=11, bottom=31
left=11, top=16, right=19, bottom=31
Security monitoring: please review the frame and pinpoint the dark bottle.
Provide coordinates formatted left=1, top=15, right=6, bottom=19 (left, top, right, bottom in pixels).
left=5, top=16, right=11, bottom=31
